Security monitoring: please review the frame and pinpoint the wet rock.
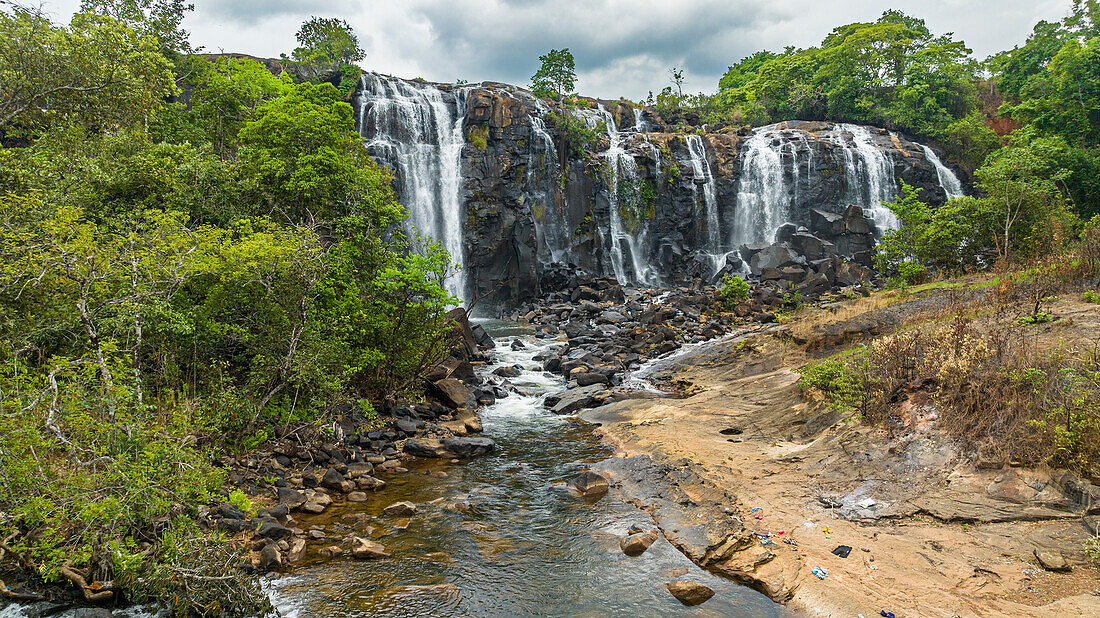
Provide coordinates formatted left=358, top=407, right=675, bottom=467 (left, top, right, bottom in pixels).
left=571, top=470, right=609, bottom=498
left=404, top=437, right=496, bottom=458
left=346, top=462, right=375, bottom=478
left=258, top=543, right=282, bottom=572
left=442, top=436, right=496, bottom=457
left=665, top=581, right=714, bottom=606
left=620, top=530, right=658, bottom=556
left=573, top=372, right=609, bottom=386
left=347, top=491, right=368, bottom=502
left=544, top=384, right=610, bottom=415
left=350, top=537, right=390, bottom=559
left=357, top=476, right=387, bottom=491
left=493, top=365, right=523, bottom=378
left=318, top=545, right=343, bottom=559
left=286, top=538, right=306, bottom=563
left=429, top=377, right=476, bottom=409
left=383, top=501, right=418, bottom=516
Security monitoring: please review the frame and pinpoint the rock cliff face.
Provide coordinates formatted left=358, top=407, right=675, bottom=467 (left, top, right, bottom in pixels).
left=353, top=74, right=967, bottom=310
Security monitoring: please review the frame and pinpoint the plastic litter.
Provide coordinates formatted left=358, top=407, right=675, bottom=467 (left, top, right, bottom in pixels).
left=811, top=566, right=828, bottom=580
left=822, top=526, right=832, bottom=535
left=832, top=545, right=853, bottom=558
left=880, top=612, right=895, bottom=618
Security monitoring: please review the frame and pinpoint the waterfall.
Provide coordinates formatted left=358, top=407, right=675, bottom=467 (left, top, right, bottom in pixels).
left=920, top=145, right=965, bottom=199
left=356, top=73, right=468, bottom=301
left=732, top=129, right=789, bottom=248
left=684, top=135, right=724, bottom=274
left=832, top=124, right=899, bottom=231
left=599, top=105, right=656, bottom=286
left=528, top=110, right=571, bottom=264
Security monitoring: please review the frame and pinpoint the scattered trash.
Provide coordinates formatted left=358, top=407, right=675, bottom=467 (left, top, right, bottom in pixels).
left=822, top=526, right=832, bottom=535
left=880, top=612, right=895, bottom=618
left=869, top=555, right=874, bottom=562
left=811, top=566, right=828, bottom=580
left=783, top=538, right=798, bottom=547
left=832, top=545, right=853, bottom=558
left=750, top=507, right=762, bottom=513
left=777, top=530, right=785, bottom=535
left=760, top=539, right=774, bottom=546
left=750, top=507, right=763, bottom=519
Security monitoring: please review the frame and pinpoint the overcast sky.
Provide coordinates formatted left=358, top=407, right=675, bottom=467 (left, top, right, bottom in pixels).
left=43, top=0, right=1073, bottom=100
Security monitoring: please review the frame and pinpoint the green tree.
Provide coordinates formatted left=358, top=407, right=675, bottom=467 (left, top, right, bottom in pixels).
left=531, top=48, right=576, bottom=102
left=0, top=8, right=176, bottom=136
left=79, top=0, right=195, bottom=56
left=284, top=16, right=365, bottom=84
left=237, top=81, right=403, bottom=226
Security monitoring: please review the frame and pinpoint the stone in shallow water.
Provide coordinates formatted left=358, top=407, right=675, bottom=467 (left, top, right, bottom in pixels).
left=383, top=500, right=417, bottom=516
left=571, top=470, right=609, bottom=498
left=665, top=580, right=715, bottom=606
left=619, top=530, right=657, bottom=556
left=350, top=537, right=390, bottom=559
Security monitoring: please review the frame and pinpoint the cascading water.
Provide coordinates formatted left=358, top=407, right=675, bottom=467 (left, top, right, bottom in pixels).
left=832, top=124, right=899, bottom=231
left=732, top=129, right=789, bottom=248
left=527, top=106, right=572, bottom=264
left=920, top=144, right=965, bottom=199
left=356, top=73, right=469, bottom=301
left=571, top=105, right=657, bottom=287
left=684, top=135, right=725, bottom=274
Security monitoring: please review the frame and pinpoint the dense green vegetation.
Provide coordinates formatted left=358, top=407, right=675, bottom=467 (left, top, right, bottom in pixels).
left=0, top=2, right=454, bottom=614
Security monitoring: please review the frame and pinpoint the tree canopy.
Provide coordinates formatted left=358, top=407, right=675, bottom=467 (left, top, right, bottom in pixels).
left=531, top=48, right=577, bottom=102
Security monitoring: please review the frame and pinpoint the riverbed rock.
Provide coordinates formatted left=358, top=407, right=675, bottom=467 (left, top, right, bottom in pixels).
left=258, top=543, right=282, bottom=572
left=404, top=437, right=496, bottom=459
left=442, top=436, right=496, bottom=457
left=350, top=537, right=390, bottom=559
left=429, top=378, right=476, bottom=409
left=255, top=521, right=293, bottom=541
left=320, top=468, right=346, bottom=492
left=544, top=384, right=610, bottom=415
left=571, top=470, right=609, bottom=498
left=665, top=581, right=714, bottom=606
left=383, top=501, right=418, bottom=516
left=277, top=487, right=307, bottom=509
left=620, top=530, right=658, bottom=556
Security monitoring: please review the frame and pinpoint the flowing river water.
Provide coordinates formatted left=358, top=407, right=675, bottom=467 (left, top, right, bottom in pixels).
left=1, top=322, right=780, bottom=618
left=268, top=321, right=780, bottom=617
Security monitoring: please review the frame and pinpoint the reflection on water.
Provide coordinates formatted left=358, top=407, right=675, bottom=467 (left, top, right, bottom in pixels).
left=268, top=321, right=780, bottom=617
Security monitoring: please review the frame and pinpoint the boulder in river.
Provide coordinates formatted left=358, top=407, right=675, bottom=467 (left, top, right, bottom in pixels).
left=544, top=384, right=610, bottom=415
left=429, top=378, right=476, bottom=409
left=350, top=537, right=390, bottom=559
left=665, top=580, right=714, bottom=606
left=620, top=530, right=658, bottom=556
left=383, top=501, right=417, bottom=517
left=404, top=437, right=497, bottom=459
left=571, top=470, right=609, bottom=498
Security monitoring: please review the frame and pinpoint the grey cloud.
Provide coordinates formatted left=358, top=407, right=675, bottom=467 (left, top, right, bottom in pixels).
left=198, top=0, right=362, bottom=24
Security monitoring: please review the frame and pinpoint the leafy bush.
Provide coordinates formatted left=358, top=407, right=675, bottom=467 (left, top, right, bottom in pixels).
left=798, top=355, right=870, bottom=413
left=892, top=260, right=928, bottom=287
left=717, top=274, right=750, bottom=310
left=547, top=110, right=602, bottom=156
